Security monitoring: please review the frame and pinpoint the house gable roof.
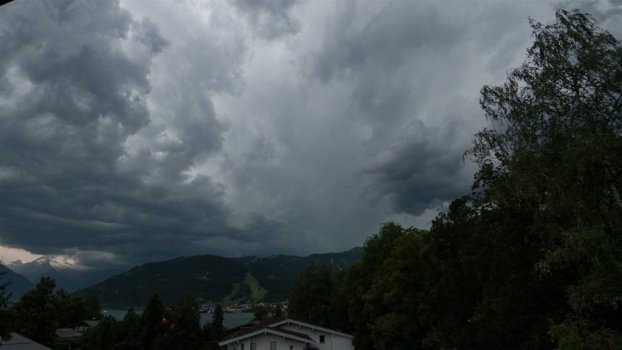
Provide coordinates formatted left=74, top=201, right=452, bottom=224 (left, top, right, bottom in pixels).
left=55, top=328, right=81, bottom=338
left=219, top=327, right=313, bottom=346
left=0, top=333, right=53, bottom=350
left=268, top=319, right=353, bottom=339
left=71, top=320, right=100, bottom=328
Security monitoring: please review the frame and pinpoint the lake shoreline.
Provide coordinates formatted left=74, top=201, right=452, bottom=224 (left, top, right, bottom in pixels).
left=103, top=309, right=254, bottom=329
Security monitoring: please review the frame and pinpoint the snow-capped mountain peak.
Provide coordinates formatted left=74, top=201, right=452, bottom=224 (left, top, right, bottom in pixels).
left=26, top=256, right=79, bottom=270
left=43, top=256, right=81, bottom=270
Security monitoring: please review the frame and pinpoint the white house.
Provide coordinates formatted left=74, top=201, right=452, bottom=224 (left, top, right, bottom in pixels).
left=219, top=319, right=355, bottom=350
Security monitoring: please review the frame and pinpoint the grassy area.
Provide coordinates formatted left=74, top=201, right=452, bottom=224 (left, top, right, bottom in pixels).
left=244, top=272, right=267, bottom=302
left=223, top=282, right=241, bottom=304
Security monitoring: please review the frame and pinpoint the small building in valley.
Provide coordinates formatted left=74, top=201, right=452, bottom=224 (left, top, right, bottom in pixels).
left=55, top=320, right=101, bottom=339
left=219, top=318, right=354, bottom=350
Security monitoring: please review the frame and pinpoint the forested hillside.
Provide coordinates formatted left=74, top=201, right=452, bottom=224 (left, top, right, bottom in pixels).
left=75, top=248, right=361, bottom=307
left=0, top=264, right=33, bottom=300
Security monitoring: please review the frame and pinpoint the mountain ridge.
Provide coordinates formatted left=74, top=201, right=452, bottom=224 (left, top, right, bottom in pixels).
left=75, top=247, right=362, bottom=307
left=9, top=257, right=122, bottom=292
left=0, top=264, right=34, bottom=301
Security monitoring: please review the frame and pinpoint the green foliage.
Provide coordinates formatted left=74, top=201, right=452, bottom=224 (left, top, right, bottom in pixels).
left=412, top=197, right=562, bottom=348
left=273, top=303, right=285, bottom=319
left=153, top=294, right=202, bottom=350
left=75, top=249, right=362, bottom=307
left=549, top=317, right=622, bottom=350
left=366, top=230, right=427, bottom=350
left=344, top=222, right=411, bottom=350
left=251, top=303, right=285, bottom=322
left=7, top=276, right=102, bottom=347
left=287, top=223, right=419, bottom=348
left=209, top=304, right=224, bottom=341
left=252, top=304, right=270, bottom=321
left=141, top=294, right=165, bottom=350
left=80, top=316, right=120, bottom=350
left=288, top=263, right=340, bottom=330
left=289, top=10, right=622, bottom=350
left=9, top=276, right=58, bottom=345
left=7, top=280, right=208, bottom=349
left=0, top=272, right=11, bottom=341
left=78, top=294, right=205, bottom=350
left=55, top=289, right=102, bottom=327
left=469, top=9, right=622, bottom=349
left=120, top=307, right=142, bottom=340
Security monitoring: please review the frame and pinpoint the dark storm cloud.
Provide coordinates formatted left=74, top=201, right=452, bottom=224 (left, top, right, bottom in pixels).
left=2, top=0, right=621, bottom=266
left=313, top=1, right=463, bottom=85
left=302, top=1, right=526, bottom=214
left=229, top=0, right=301, bottom=39
left=363, top=119, right=475, bottom=214
left=0, top=0, right=273, bottom=266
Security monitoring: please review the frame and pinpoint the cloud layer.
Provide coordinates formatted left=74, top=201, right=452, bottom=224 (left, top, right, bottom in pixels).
left=0, top=0, right=620, bottom=267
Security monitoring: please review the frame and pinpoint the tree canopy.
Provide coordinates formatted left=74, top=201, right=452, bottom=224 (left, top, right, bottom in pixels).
left=8, top=277, right=59, bottom=345
left=288, top=10, right=622, bottom=350
left=470, top=9, right=622, bottom=349
left=0, top=272, right=11, bottom=342
left=7, top=276, right=103, bottom=347
left=209, top=304, right=225, bottom=341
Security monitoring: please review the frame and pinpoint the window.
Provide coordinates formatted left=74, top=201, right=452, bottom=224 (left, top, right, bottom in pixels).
left=241, top=344, right=245, bottom=350
left=270, top=341, right=277, bottom=350
left=250, top=343, right=256, bottom=350
left=290, top=346, right=293, bottom=350
left=319, top=335, right=325, bottom=344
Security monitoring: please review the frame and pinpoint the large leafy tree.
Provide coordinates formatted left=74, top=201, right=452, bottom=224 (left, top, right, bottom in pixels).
left=286, top=223, right=409, bottom=349
left=364, top=227, right=428, bottom=350
left=54, top=289, right=102, bottom=328
left=288, top=263, right=339, bottom=329
left=120, top=307, right=142, bottom=341
left=342, top=222, right=411, bottom=350
left=81, top=316, right=120, bottom=350
left=154, top=294, right=202, bottom=350
left=469, top=9, right=622, bottom=349
left=0, top=272, right=11, bottom=342
left=426, top=196, right=567, bottom=349
left=291, top=10, right=622, bottom=350
left=8, top=276, right=58, bottom=345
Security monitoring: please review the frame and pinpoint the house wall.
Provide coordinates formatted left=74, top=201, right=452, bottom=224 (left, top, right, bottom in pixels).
left=225, top=333, right=307, bottom=350
left=277, top=325, right=354, bottom=350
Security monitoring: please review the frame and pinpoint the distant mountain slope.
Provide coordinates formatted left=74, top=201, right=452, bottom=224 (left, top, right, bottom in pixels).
left=247, top=248, right=364, bottom=303
left=0, top=264, right=33, bottom=301
left=9, top=257, right=122, bottom=292
left=75, top=248, right=362, bottom=307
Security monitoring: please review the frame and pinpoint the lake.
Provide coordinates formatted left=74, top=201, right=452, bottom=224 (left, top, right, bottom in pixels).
left=103, top=309, right=254, bottom=329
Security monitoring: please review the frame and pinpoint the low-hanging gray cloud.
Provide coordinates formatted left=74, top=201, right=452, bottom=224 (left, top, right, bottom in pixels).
left=229, top=0, right=301, bottom=40
left=0, top=0, right=268, bottom=266
left=300, top=1, right=534, bottom=214
left=1, top=0, right=620, bottom=267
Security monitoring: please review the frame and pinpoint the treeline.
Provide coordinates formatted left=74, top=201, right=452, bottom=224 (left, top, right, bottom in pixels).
left=77, top=294, right=224, bottom=350
left=3, top=276, right=101, bottom=346
left=0, top=276, right=227, bottom=349
left=288, top=10, right=622, bottom=350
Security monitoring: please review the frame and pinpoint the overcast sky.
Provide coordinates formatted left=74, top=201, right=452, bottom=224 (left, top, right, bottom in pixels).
left=0, top=0, right=620, bottom=268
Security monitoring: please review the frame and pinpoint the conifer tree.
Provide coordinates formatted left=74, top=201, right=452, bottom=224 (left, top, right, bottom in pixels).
left=210, top=304, right=224, bottom=341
